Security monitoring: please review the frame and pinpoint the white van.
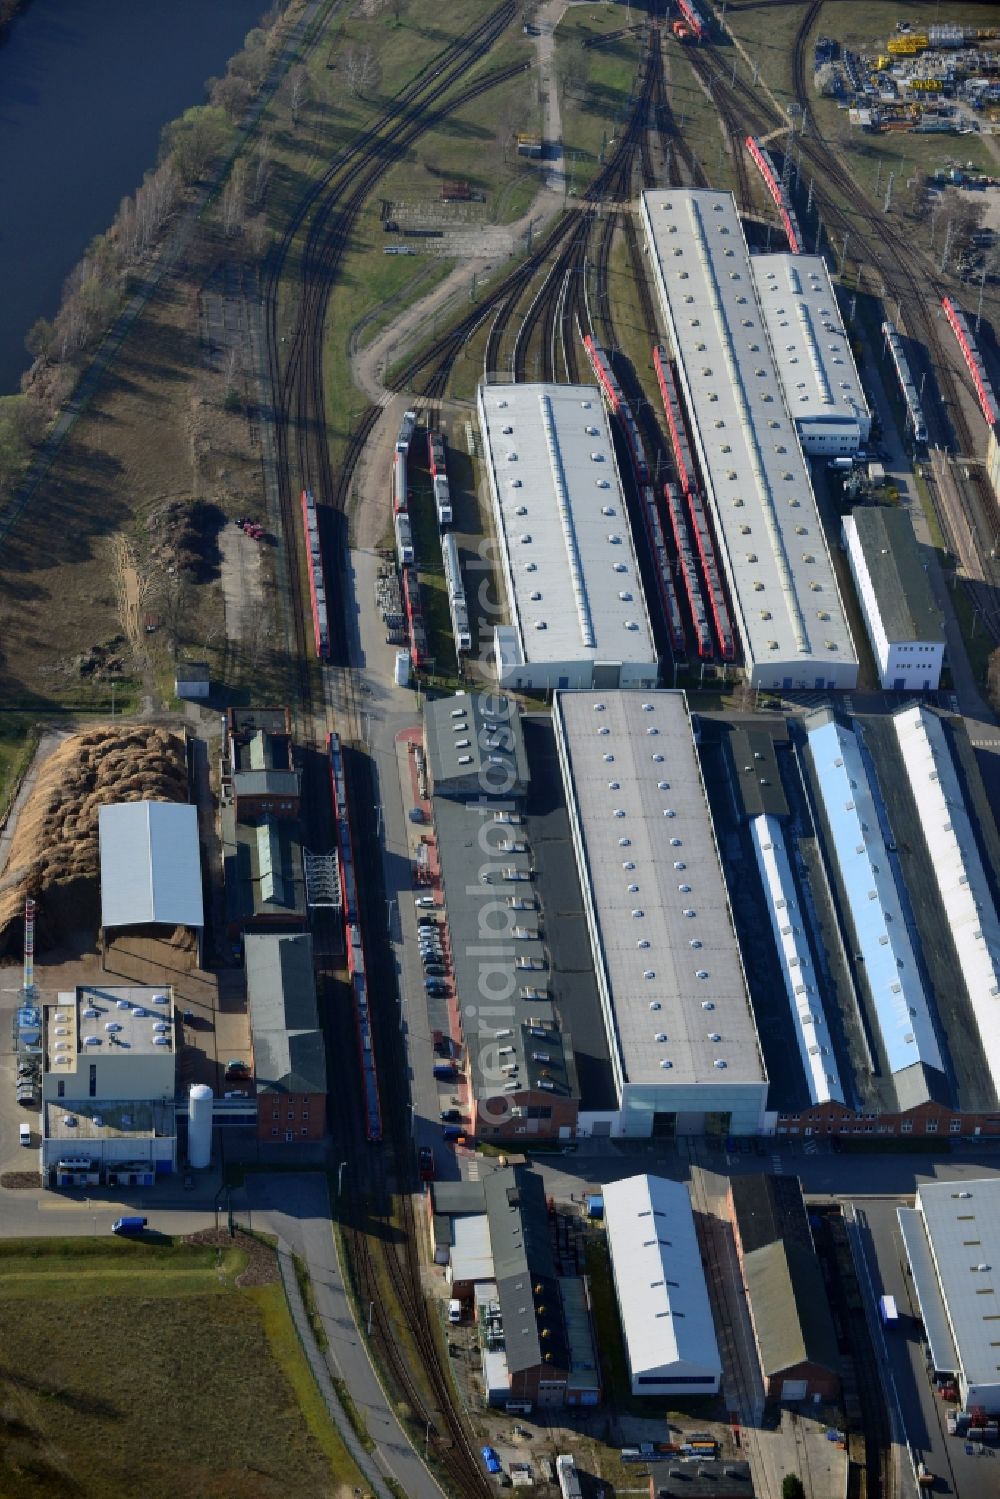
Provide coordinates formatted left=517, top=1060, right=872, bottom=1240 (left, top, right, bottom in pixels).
left=19, top=1123, right=31, bottom=1146
left=447, top=1299, right=462, bottom=1324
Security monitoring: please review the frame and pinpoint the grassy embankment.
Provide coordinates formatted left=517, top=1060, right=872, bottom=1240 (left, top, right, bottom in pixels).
left=0, top=1236, right=365, bottom=1498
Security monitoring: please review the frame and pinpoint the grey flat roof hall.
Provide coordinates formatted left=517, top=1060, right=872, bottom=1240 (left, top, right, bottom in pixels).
left=554, top=690, right=765, bottom=1088
left=477, top=383, right=656, bottom=670
left=99, top=800, right=204, bottom=930
left=244, top=933, right=326, bottom=1096
left=641, top=190, right=857, bottom=689
left=844, top=507, right=942, bottom=644
left=904, top=1179, right=1000, bottom=1398
left=750, top=252, right=870, bottom=445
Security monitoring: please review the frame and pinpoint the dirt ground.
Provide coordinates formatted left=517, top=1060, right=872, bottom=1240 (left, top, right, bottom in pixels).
left=1, top=234, right=265, bottom=713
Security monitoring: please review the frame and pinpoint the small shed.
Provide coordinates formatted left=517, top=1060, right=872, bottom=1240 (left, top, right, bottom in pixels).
left=175, top=661, right=210, bottom=700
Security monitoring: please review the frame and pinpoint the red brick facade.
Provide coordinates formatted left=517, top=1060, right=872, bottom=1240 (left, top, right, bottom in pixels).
left=775, top=1098, right=1000, bottom=1142
left=257, top=1092, right=325, bottom=1142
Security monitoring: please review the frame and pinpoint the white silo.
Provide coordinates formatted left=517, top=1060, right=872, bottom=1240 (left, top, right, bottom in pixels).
left=188, top=1083, right=213, bottom=1169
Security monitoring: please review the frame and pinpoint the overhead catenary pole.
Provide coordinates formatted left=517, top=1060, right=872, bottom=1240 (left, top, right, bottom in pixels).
left=883, top=171, right=895, bottom=214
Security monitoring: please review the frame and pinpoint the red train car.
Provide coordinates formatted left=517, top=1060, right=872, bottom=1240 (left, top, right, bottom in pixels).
left=686, top=489, right=736, bottom=661
left=641, top=484, right=687, bottom=657
left=653, top=346, right=699, bottom=497
left=300, top=489, right=331, bottom=659
left=942, top=296, right=998, bottom=429
left=663, top=482, right=713, bottom=659
left=328, top=732, right=382, bottom=1144
left=402, top=566, right=429, bottom=672
left=427, top=429, right=447, bottom=479
left=584, top=335, right=650, bottom=483
left=676, top=0, right=704, bottom=40
left=744, top=136, right=803, bottom=253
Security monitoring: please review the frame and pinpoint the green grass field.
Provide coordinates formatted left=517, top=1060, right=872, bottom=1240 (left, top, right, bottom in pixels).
left=0, top=1237, right=362, bottom=1499
left=556, top=6, right=644, bottom=190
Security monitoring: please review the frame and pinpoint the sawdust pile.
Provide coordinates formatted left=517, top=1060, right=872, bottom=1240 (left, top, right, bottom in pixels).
left=0, top=725, right=188, bottom=952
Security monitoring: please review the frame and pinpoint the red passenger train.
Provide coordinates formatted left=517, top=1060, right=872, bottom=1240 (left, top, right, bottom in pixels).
left=663, top=482, right=713, bottom=660
left=744, top=136, right=803, bottom=254
left=328, top=732, right=382, bottom=1143
left=584, top=335, right=686, bottom=657
left=942, top=296, right=999, bottom=430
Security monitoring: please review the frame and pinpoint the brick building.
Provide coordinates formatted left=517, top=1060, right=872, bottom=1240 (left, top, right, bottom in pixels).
left=729, top=1175, right=840, bottom=1402
left=244, top=933, right=326, bottom=1143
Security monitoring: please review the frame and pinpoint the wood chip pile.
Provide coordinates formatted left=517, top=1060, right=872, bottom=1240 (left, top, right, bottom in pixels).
left=0, top=725, right=188, bottom=952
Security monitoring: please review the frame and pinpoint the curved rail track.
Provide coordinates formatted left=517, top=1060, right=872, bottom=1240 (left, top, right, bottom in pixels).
left=691, top=14, right=1000, bottom=640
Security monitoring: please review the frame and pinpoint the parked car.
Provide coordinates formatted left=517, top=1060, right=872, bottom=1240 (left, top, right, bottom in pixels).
left=425, top=981, right=448, bottom=997
left=481, top=1446, right=502, bottom=1475
left=418, top=1146, right=435, bottom=1181
left=443, top=1125, right=468, bottom=1143
left=424, top=964, right=446, bottom=978
left=417, top=914, right=439, bottom=927
left=415, top=895, right=438, bottom=908
left=440, top=1108, right=462, bottom=1123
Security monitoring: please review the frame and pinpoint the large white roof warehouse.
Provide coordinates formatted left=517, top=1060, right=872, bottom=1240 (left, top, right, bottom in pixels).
left=99, top=801, right=204, bottom=931
left=641, top=190, right=858, bottom=690
left=477, top=383, right=658, bottom=692
left=603, top=1174, right=722, bottom=1396
left=554, top=690, right=767, bottom=1137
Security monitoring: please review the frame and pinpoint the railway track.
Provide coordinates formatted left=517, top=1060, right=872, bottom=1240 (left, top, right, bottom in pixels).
left=693, top=19, right=1000, bottom=641
left=259, top=11, right=528, bottom=1496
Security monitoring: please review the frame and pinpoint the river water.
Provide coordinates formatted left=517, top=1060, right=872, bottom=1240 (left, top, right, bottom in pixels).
left=0, top=0, right=266, bottom=394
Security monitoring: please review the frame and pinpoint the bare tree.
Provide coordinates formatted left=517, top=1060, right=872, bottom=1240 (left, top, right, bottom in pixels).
left=555, top=42, right=586, bottom=101
left=222, top=160, right=247, bottom=240
left=223, top=346, right=242, bottom=408
left=24, top=318, right=57, bottom=365
left=495, top=100, right=521, bottom=165
left=251, top=133, right=273, bottom=207
left=163, top=105, right=231, bottom=184
left=246, top=214, right=271, bottom=261
left=211, top=72, right=254, bottom=123
left=287, top=64, right=311, bottom=127
left=988, top=645, right=1000, bottom=715
left=341, top=43, right=381, bottom=99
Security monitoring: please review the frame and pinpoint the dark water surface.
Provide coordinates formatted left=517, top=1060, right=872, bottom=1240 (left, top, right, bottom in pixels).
left=0, top=0, right=265, bottom=393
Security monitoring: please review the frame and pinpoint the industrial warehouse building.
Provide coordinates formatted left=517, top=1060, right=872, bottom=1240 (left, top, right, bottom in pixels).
left=40, top=985, right=178, bottom=1186
left=244, top=933, right=327, bottom=1142
left=767, top=703, right=1000, bottom=1140
left=554, top=690, right=768, bottom=1137
left=603, top=1174, right=721, bottom=1395
left=842, top=507, right=944, bottom=691
left=429, top=693, right=619, bottom=1143
left=641, top=189, right=858, bottom=690
left=98, top=800, right=204, bottom=938
left=749, top=253, right=870, bottom=456
left=477, top=383, right=659, bottom=693
left=898, top=1179, right=1000, bottom=1414
left=426, top=1167, right=601, bottom=1407
left=729, top=1175, right=840, bottom=1402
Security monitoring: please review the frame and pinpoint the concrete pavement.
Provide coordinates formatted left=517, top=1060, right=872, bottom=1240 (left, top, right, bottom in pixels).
left=248, top=1173, right=446, bottom=1499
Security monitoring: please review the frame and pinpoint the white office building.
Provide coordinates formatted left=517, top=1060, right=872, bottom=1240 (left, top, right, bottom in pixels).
left=641, top=190, right=858, bottom=690
left=842, top=507, right=944, bottom=691
left=554, top=690, right=767, bottom=1137
left=604, top=1174, right=722, bottom=1395
left=750, top=253, right=870, bottom=456
left=477, top=383, right=658, bottom=693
